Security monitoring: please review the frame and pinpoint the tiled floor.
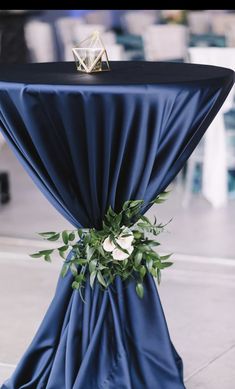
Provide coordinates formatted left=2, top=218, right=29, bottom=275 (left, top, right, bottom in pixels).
left=0, top=252, right=235, bottom=388
left=1, top=143, right=235, bottom=388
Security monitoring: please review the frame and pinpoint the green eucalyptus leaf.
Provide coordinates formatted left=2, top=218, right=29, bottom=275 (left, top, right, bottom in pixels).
left=39, top=249, right=54, bottom=255
left=97, top=245, right=105, bottom=257
left=160, top=254, right=173, bottom=261
left=58, top=245, right=68, bottom=252
left=44, top=254, right=51, bottom=262
left=89, top=259, right=97, bottom=273
left=72, top=281, right=80, bottom=290
left=133, top=231, right=142, bottom=240
left=155, top=198, right=165, bottom=204
left=151, top=191, right=170, bottom=205
left=30, top=252, right=44, bottom=258
left=123, top=200, right=132, bottom=210
left=134, top=252, right=143, bottom=267
left=150, top=268, right=157, bottom=277
left=76, top=258, right=88, bottom=265
left=146, top=258, right=153, bottom=271
left=69, top=232, right=76, bottom=241
left=47, top=233, right=60, bottom=241
left=129, top=200, right=144, bottom=208
left=136, top=283, right=144, bottom=298
left=90, top=271, right=97, bottom=288
left=160, top=261, right=173, bottom=268
left=62, top=230, right=69, bottom=245
left=140, top=215, right=150, bottom=223
left=157, top=268, right=161, bottom=284
left=61, top=263, right=69, bottom=277
left=151, top=251, right=161, bottom=260
left=140, top=265, right=146, bottom=279
left=70, top=263, right=78, bottom=276
left=59, top=251, right=67, bottom=259
left=115, top=213, right=122, bottom=226
left=38, top=231, right=57, bottom=238
left=77, top=229, right=83, bottom=238
left=159, top=190, right=170, bottom=198
left=86, top=245, right=95, bottom=261
left=146, top=240, right=160, bottom=247
left=97, top=271, right=107, bottom=288
left=98, top=264, right=108, bottom=270
left=75, top=274, right=85, bottom=283
left=137, top=244, right=150, bottom=252
left=137, top=222, right=149, bottom=229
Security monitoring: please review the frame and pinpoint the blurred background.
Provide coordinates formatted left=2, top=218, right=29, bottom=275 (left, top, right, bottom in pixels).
left=0, top=9, right=235, bottom=389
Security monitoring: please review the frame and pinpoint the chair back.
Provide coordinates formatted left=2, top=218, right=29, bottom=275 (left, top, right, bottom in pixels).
left=55, top=17, right=85, bottom=61
left=121, top=11, right=157, bottom=36
left=56, top=17, right=85, bottom=44
left=73, top=24, right=106, bottom=45
left=143, top=24, right=189, bottom=61
left=85, top=11, right=113, bottom=29
left=24, top=21, right=56, bottom=62
left=187, top=11, right=211, bottom=35
left=106, top=44, right=125, bottom=60
left=188, top=47, right=235, bottom=111
left=225, top=25, right=235, bottom=47
left=211, top=13, right=235, bottom=35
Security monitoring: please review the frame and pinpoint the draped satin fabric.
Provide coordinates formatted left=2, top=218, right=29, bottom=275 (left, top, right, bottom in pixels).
left=0, top=61, right=234, bottom=389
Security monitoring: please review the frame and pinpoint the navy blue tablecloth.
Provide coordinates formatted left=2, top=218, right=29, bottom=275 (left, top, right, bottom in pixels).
left=0, top=61, right=234, bottom=389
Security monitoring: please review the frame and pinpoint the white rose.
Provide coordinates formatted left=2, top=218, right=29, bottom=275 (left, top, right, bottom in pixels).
left=127, top=245, right=134, bottom=255
left=116, top=234, right=134, bottom=250
left=102, top=229, right=134, bottom=261
left=103, top=237, right=116, bottom=252
left=112, top=247, right=129, bottom=261
left=112, top=245, right=134, bottom=261
left=117, top=229, right=134, bottom=249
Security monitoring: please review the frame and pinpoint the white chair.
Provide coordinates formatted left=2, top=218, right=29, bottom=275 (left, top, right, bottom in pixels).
left=105, top=44, right=124, bottom=61
left=187, top=11, right=211, bottom=35
left=62, top=24, right=107, bottom=62
left=55, top=17, right=85, bottom=61
left=211, top=13, right=235, bottom=35
left=85, top=10, right=113, bottom=29
left=121, top=11, right=158, bottom=36
left=73, top=24, right=106, bottom=44
left=225, top=25, right=235, bottom=47
left=100, top=31, right=116, bottom=45
left=24, top=21, right=56, bottom=62
left=183, top=47, right=235, bottom=208
left=143, top=24, right=189, bottom=61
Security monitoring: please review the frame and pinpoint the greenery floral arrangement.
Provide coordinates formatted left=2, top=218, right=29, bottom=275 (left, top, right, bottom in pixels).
left=30, top=192, right=173, bottom=300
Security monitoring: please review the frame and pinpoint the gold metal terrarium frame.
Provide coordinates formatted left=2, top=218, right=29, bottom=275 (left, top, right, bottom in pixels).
left=72, top=31, right=110, bottom=74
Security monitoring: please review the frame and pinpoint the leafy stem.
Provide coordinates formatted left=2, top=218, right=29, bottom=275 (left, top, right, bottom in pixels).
left=30, top=191, right=173, bottom=300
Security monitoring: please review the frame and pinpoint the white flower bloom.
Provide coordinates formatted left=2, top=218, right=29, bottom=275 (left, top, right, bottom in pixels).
left=116, top=234, right=134, bottom=250
left=103, top=228, right=134, bottom=261
left=103, top=237, right=116, bottom=252
left=127, top=245, right=134, bottom=255
left=112, top=247, right=130, bottom=261
left=117, top=228, right=134, bottom=249
left=112, top=244, right=134, bottom=261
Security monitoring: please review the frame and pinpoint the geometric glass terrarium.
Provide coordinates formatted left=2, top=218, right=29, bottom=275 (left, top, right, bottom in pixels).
left=72, top=31, right=110, bottom=73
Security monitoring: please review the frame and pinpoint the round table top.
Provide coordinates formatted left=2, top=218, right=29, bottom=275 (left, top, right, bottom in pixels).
left=0, top=61, right=234, bottom=86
